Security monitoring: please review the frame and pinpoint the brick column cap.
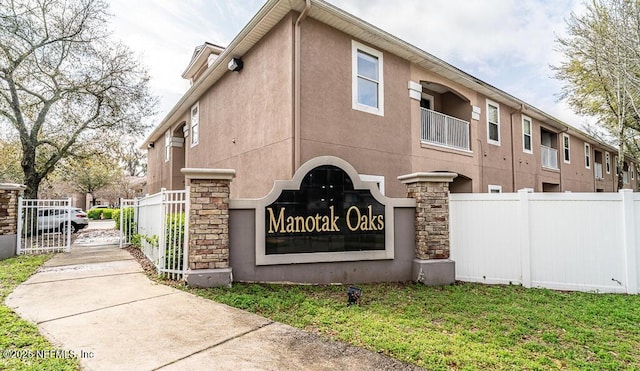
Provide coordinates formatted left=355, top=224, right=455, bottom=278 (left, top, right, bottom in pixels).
left=397, top=172, right=457, bottom=184
left=0, top=183, right=26, bottom=191
left=181, top=168, right=236, bottom=181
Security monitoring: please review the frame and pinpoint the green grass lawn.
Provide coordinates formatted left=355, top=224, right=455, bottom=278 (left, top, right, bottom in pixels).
left=184, top=282, right=640, bottom=370
left=0, top=255, right=79, bottom=371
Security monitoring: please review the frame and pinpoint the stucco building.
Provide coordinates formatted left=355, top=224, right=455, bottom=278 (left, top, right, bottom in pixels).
left=144, top=0, right=638, bottom=198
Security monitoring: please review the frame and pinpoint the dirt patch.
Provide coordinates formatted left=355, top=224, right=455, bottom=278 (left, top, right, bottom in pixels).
left=123, top=246, right=157, bottom=276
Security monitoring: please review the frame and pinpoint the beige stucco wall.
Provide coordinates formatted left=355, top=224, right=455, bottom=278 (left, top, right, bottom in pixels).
left=148, top=10, right=638, bottom=197
left=298, top=19, right=412, bottom=198
left=180, top=14, right=296, bottom=198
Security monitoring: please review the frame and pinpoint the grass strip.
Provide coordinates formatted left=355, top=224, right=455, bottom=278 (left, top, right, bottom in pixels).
left=0, top=255, right=79, bottom=371
left=183, top=282, right=640, bottom=370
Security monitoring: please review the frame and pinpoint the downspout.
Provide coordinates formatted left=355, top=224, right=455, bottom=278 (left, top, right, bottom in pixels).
left=558, top=127, right=569, bottom=192
left=509, top=104, right=525, bottom=192
left=293, top=0, right=311, bottom=174
left=477, top=138, right=484, bottom=192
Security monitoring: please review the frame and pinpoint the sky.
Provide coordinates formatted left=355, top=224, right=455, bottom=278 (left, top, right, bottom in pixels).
left=107, top=0, right=589, bottom=137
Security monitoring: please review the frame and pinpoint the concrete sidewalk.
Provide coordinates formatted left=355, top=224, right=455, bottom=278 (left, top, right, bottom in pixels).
left=6, top=245, right=420, bottom=370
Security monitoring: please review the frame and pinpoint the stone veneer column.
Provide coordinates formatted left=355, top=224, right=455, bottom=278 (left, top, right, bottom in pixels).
left=0, top=183, right=26, bottom=259
left=181, top=168, right=236, bottom=288
left=397, top=172, right=457, bottom=286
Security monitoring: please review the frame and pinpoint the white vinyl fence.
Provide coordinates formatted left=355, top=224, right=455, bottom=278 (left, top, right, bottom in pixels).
left=17, top=198, right=72, bottom=254
left=450, top=189, right=640, bottom=294
left=121, top=189, right=188, bottom=279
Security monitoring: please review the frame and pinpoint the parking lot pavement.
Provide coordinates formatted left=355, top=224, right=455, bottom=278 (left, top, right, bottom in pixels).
left=88, top=219, right=117, bottom=230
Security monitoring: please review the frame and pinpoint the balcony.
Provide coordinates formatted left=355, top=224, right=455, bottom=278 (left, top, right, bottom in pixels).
left=420, top=107, right=470, bottom=151
left=541, top=145, right=558, bottom=170
left=595, top=163, right=604, bottom=180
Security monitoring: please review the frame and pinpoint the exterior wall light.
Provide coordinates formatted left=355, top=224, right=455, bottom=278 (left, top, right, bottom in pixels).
left=227, top=57, right=243, bottom=72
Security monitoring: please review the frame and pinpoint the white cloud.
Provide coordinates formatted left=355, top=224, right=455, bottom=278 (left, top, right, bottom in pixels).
left=327, top=0, right=593, bottom=130
left=106, top=0, right=595, bottom=132
left=107, top=0, right=265, bottom=123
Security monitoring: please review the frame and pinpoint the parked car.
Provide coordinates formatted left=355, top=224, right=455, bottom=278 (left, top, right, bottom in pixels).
left=89, top=205, right=110, bottom=210
left=37, top=207, right=89, bottom=234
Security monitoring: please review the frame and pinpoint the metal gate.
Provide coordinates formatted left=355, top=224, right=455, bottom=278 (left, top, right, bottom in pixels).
left=17, top=198, right=72, bottom=254
left=119, top=191, right=188, bottom=280
left=119, top=198, right=137, bottom=248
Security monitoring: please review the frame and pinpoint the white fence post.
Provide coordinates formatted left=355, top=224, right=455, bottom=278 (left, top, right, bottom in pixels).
left=518, top=189, right=532, bottom=288
left=16, top=196, right=23, bottom=255
left=621, top=189, right=638, bottom=294
left=182, top=186, right=190, bottom=274
left=65, top=198, right=71, bottom=252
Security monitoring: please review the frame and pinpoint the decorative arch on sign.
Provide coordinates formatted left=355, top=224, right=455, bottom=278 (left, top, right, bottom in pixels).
left=230, top=156, right=415, bottom=266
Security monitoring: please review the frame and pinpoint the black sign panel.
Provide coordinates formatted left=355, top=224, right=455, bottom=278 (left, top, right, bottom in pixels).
left=265, top=165, right=385, bottom=255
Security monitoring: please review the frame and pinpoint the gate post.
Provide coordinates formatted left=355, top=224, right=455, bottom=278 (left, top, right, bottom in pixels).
left=181, top=168, right=235, bottom=287
left=0, top=184, right=26, bottom=259
left=398, top=172, right=457, bottom=286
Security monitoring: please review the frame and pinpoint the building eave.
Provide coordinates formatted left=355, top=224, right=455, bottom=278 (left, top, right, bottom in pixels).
left=143, top=0, right=631, bottom=160
left=181, top=43, right=226, bottom=80
left=142, top=0, right=305, bottom=148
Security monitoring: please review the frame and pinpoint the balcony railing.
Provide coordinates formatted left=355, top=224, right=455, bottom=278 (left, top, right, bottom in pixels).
left=595, top=163, right=603, bottom=180
left=420, top=107, right=470, bottom=151
left=541, top=145, right=558, bottom=170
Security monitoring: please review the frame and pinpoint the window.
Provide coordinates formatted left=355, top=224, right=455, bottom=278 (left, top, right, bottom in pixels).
left=615, top=156, right=619, bottom=175
left=164, top=130, right=171, bottom=162
left=563, top=134, right=570, bottom=163
left=420, top=93, right=434, bottom=110
left=488, top=185, right=502, bottom=193
left=352, top=41, right=384, bottom=116
left=605, top=152, right=611, bottom=174
left=584, top=143, right=591, bottom=169
left=190, top=102, right=199, bottom=147
left=487, top=100, right=500, bottom=145
left=522, top=115, right=532, bottom=153
left=632, top=164, right=635, bottom=180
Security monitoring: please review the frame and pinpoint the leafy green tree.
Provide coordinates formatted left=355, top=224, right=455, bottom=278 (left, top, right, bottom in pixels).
left=58, top=155, right=120, bottom=207
left=0, top=0, right=156, bottom=198
left=555, top=0, right=640, bottom=189
left=0, top=138, right=23, bottom=183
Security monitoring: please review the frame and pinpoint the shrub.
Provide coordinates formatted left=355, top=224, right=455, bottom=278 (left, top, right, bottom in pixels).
left=87, top=209, right=102, bottom=220
left=164, top=213, right=185, bottom=271
left=88, top=208, right=116, bottom=220
left=101, top=209, right=114, bottom=219
left=115, top=207, right=136, bottom=243
left=112, top=209, right=121, bottom=225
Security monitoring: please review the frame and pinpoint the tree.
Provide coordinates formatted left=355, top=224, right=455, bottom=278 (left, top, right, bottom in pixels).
left=58, top=154, right=120, bottom=206
left=555, top=0, right=640, bottom=189
left=0, top=138, right=23, bottom=183
left=0, top=0, right=156, bottom=198
left=115, top=140, right=147, bottom=176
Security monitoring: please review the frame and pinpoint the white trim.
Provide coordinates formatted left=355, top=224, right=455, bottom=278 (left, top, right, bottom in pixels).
left=563, top=133, right=571, bottom=164
left=420, top=93, right=434, bottom=110
left=522, top=115, right=533, bottom=154
left=359, top=174, right=385, bottom=195
left=471, top=105, right=481, bottom=121
left=352, top=40, right=384, bottom=116
left=605, top=151, right=611, bottom=174
left=190, top=102, right=200, bottom=147
left=164, top=130, right=171, bottom=163
left=488, top=184, right=502, bottom=193
left=486, top=100, right=500, bottom=146
left=584, top=142, right=591, bottom=169
left=230, top=156, right=415, bottom=266
left=408, top=81, right=422, bottom=101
